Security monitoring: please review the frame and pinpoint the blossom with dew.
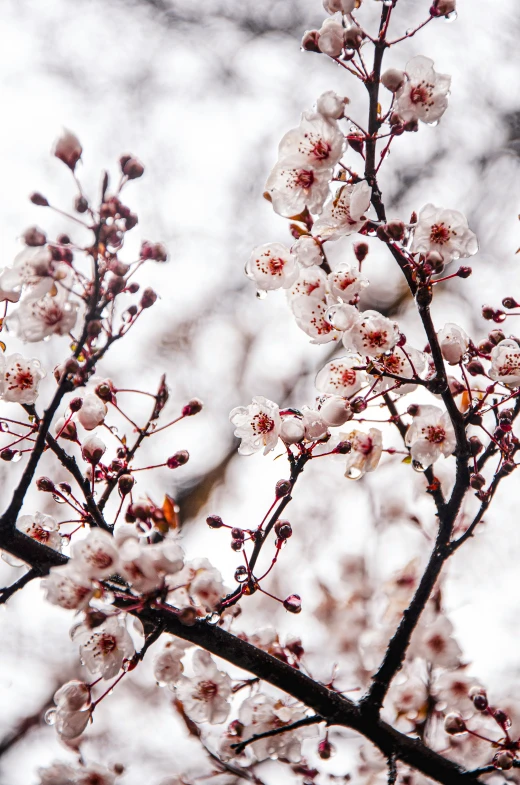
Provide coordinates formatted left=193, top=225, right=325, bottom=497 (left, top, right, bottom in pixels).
left=230, top=396, right=281, bottom=455
left=316, top=354, right=368, bottom=397
left=319, top=395, right=353, bottom=427
left=301, top=407, right=329, bottom=440
left=82, top=433, right=106, bottom=465
left=291, top=295, right=342, bottom=343
left=312, top=181, right=371, bottom=240
left=489, top=339, right=520, bottom=387
left=43, top=564, right=93, bottom=610
left=372, top=346, right=428, bottom=395
left=317, top=89, right=349, bottom=120
left=238, top=693, right=314, bottom=762
left=187, top=558, right=225, bottom=611
left=277, top=111, right=345, bottom=171
left=343, top=428, right=383, bottom=479
left=119, top=536, right=184, bottom=594
left=438, top=323, right=470, bottom=365
left=318, top=19, right=346, bottom=57
left=75, top=616, right=135, bottom=680
left=71, top=529, right=120, bottom=580
left=0, top=353, right=45, bottom=404
left=8, top=282, right=79, bottom=342
left=153, top=640, right=189, bottom=687
left=280, top=415, right=306, bottom=445
left=265, top=160, right=332, bottom=218
left=287, top=266, right=328, bottom=302
left=394, top=56, right=451, bottom=125
left=245, top=243, right=299, bottom=291
left=0, top=246, right=55, bottom=304
left=345, top=309, right=400, bottom=356
left=175, top=649, right=232, bottom=724
left=411, top=204, right=478, bottom=263
left=326, top=302, right=360, bottom=332
left=291, top=234, right=323, bottom=267
left=16, top=512, right=62, bottom=551
left=413, top=615, right=462, bottom=670
left=54, top=680, right=91, bottom=712
left=77, top=393, right=108, bottom=430
left=328, top=262, right=369, bottom=303
left=405, top=404, right=456, bottom=468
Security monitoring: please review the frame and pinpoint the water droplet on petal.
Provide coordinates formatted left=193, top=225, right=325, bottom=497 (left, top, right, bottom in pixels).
left=256, top=289, right=267, bottom=300
left=345, top=466, right=363, bottom=480
left=427, top=120, right=439, bottom=127
left=444, top=10, right=457, bottom=22
left=412, top=459, right=425, bottom=472
left=45, top=708, right=57, bottom=726
left=52, top=494, right=66, bottom=504
left=108, top=425, right=118, bottom=434
left=11, top=451, right=23, bottom=463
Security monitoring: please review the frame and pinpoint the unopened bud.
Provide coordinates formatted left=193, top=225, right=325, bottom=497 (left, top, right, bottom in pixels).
left=381, top=68, right=405, bottom=92
left=468, top=436, right=483, bottom=456
left=55, top=417, right=77, bottom=441
left=354, top=242, right=369, bottom=263
left=107, top=275, right=126, bottom=296
left=457, top=265, right=472, bottom=279
left=167, top=450, right=190, bottom=469
left=140, top=287, right=157, bottom=308
left=182, top=398, right=203, bottom=417
left=494, top=751, right=514, bottom=771
left=121, top=155, right=145, bottom=180
left=231, top=528, right=244, bottom=542
left=37, top=476, right=55, bottom=492
left=275, top=479, right=291, bottom=498
left=466, top=359, right=484, bottom=376
left=206, top=515, right=224, bottom=529
left=343, top=24, right=363, bottom=49
left=430, top=0, right=456, bottom=16
left=23, top=226, right=46, bottom=247
left=53, top=130, right=82, bottom=171
left=386, top=220, right=406, bottom=242
left=283, top=594, right=302, bottom=614
left=30, top=192, right=49, bottom=207
left=82, top=434, right=106, bottom=465
left=118, top=474, right=134, bottom=495
left=470, top=473, right=485, bottom=490
left=301, top=29, right=321, bottom=53
left=334, top=440, right=352, bottom=454
left=482, top=305, right=495, bottom=320
left=488, top=329, right=505, bottom=345
left=444, top=713, right=466, bottom=735
left=274, top=520, right=292, bottom=540
left=502, top=297, right=518, bottom=309
left=350, top=397, right=367, bottom=414
left=469, top=686, right=488, bottom=711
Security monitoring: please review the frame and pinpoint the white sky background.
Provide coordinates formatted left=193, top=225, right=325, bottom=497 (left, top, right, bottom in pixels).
left=0, top=0, right=520, bottom=783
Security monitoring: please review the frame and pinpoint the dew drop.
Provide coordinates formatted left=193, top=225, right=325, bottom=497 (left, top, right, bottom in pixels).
left=234, top=566, right=248, bottom=583
left=383, top=0, right=393, bottom=6
left=44, top=708, right=57, bottom=726
left=444, top=10, right=457, bottom=22
left=412, top=459, right=425, bottom=473
left=345, top=466, right=362, bottom=480
left=405, top=28, right=414, bottom=35
left=108, top=425, right=118, bottom=434
left=11, top=451, right=23, bottom=463
left=427, top=120, right=439, bottom=127
left=206, top=612, right=221, bottom=626
left=256, top=290, right=267, bottom=300
left=52, top=494, right=66, bottom=504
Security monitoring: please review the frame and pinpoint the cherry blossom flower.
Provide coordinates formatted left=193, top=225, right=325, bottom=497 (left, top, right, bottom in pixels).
left=291, top=296, right=341, bottom=343
left=75, top=764, right=116, bottom=785
left=119, top=537, right=184, bottom=594
left=71, top=529, right=120, bottom=580
left=54, top=706, right=92, bottom=739
left=291, top=235, right=323, bottom=267
left=78, top=393, right=108, bottom=430
left=312, top=181, right=371, bottom=240
left=315, top=354, right=368, bottom=397
left=238, top=693, right=313, bottom=762
left=301, top=407, right=329, bottom=440
left=54, top=680, right=91, bottom=712
left=328, top=262, right=369, bottom=303
left=37, top=761, right=77, bottom=785
left=489, top=339, right=520, bottom=387
left=394, top=56, right=451, bottom=125
left=388, top=673, right=428, bottom=717
left=175, top=650, right=232, bottom=724
left=8, top=282, right=79, bottom=342
left=411, top=204, right=478, bottom=263
left=230, top=396, right=281, bottom=455
left=318, top=19, right=346, bottom=57
left=75, top=616, right=135, bottom=679
left=343, top=428, right=383, bottom=479
left=405, top=405, right=456, bottom=468
left=287, top=266, right=328, bottom=302
left=319, top=395, right=353, bottom=427
left=16, top=512, right=62, bottom=551
left=0, top=353, right=45, bottom=404
left=280, top=415, right=306, bottom=444
left=433, top=670, right=480, bottom=714
left=43, top=564, right=93, bottom=610
left=344, top=310, right=400, bottom=356
left=277, top=111, right=345, bottom=171
left=317, top=90, right=349, bottom=120
left=372, top=346, right=428, bottom=394
left=413, top=615, right=462, bottom=669
left=322, top=0, right=357, bottom=14
left=265, top=160, right=332, bottom=218
left=245, top=243, right=298, bottom=290
left=326, top=302, right=360, bottom=332
left=0, top=246, right=55, bottom=303
left=438, top=323, right=470, bottom=365
left=154, top=639, right=189, bottom=687
left=187, top=558, right=225, bottom=611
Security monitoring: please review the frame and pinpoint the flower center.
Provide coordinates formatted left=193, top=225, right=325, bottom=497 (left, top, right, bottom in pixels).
left=252, top=413, right=274, bottom=435
left=429, top=223, right=451, bottom=245
left=428, top=633, right=446, bottom=654
left=198, top=680, right=218, bottom=699
left=309, top=139, right=331, bottom=160
left=409, top=81, right=433, bottom=106
left=295, top=169, right=314, bottom=189
left=365, top=330, right=387, bottom=348
left=99, top=634, right=117, bottom=654
left=426, top=425, right=445, bottom=444
left=268, top=257, right=285, bottom=275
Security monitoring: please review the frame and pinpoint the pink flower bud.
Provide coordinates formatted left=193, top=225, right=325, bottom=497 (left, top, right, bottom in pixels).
left=283, top=594, right=302, bottom=614
left=82, top=434, right=106, bottom=465
left=444, top=713, right=466, bottom=735
left=167, top=450, right=190, bottom=469
left=23, top=226, right=47, bottom=247
left=182, top=398, right=203, bottom=416
left=381, top=68, right=405, bottom=92
left=301, top=30, right=321, bottom=53
left=53, top=130, right=82, bottom=171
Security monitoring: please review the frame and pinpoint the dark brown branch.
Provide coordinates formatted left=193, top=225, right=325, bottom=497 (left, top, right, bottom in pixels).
left=231, top=715, right=323, bottom=754
left=0, top=568, right=38, bottom=605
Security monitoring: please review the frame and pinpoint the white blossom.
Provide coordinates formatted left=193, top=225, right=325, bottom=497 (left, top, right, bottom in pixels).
left=319, top=395, right=353, bottom=427
left=230, top=396, right=281, bottom=455
left=277, top=111, right=345, bottom=171
left=343, top=428, right=383, bottom=479
left=119, top=537, right=184, bottom=594
left=153, top=640, right=188, bottom=687
left=301, top=407, right=329, bottom=440
left=43, top=564, right=93, bottom=610
left=405, top=404, right=456, bottom=468
left=291, top=235, right=323, bottom=267
left=312, top=181, right=371, bottom=240
left=175, top=650, right=232, bottom=724
left=76, top=616, right=135, bottom=679
left=326, top=302, right=360, bottom=332
left=265, top=160, right=332, bottom=218
left=82, top=433, right=106, bottom=464
left=78, top=393, right=108, bottom=430
left=318, top=19, right=345, bottom=57
left=8, top=282, right=79, bottom=342
left=411, top=204, right=478, bottom=263
left=438, top=323, right=470, bottom=365
left=54, top=706, right=91, bottom=739
left=315, top=354, right=368, bottom=397
left=238, top=693, right=313, bottom=762
left=394, top=56, right=451, bottom=125
left=413, top=615, right=462, bottom=669
left=317, top=90, right=349, bottom=120
left=291, top=296, right=341, bottom=343
left=345, top=310, right=400, bottom=356
left=280, top=416, right=306, bottom=444
left=54, top=680, right=91, bottom=711
left=489, top=339, right=520, bottom=387
left=37, top=761, right=77, bottom=785
left=0, top=246, right=55, bottom=303
left=287, top=266, right=328, bottom=302
left=433, top=670, right=480, bottom=714
left=328, top=262, right=369, bottom=303
left=245, top=243, right=298, bottom=290
left=372, top=346, right=428, bottom=394
left=188, top=559, right=225, bottom=611
left=71, top=529, right=120, bottom=580
left=16, top=512, right=62, bottom=551
left=0, top=353, right=45, bottom=404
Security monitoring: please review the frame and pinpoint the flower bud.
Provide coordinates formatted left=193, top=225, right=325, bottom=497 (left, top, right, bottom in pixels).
left=381, top=68, right=405, bottom=92
left=430, top=0, right=456, bottom=16
left=481, top=305, right=495, bottom=320
left=37, top=476, right=55, bottom=492
left=318, top=19, right=345, bottom=57
left=488, top=329, right=506, bottom=345
left=301, top=30, right=321, bottom=53
left=280, top=417, right=305, bottom=445
left=167, top=450, right=190, bottom=469
left=350, top=397, right=367, bottom=414
left=1, top=449, right=14, bottom=461
left=118, top=474, right=134, bottom=495
left=354, top=242, right=369, bottom=263
left=344, top=23, right=363, bottom=50
left=23, top=226, right=46, bottom=247
left=469, top=686, right=488, bottom=711
left=140, top=287, right=157, bottom=308
left=121, top=155, right=145, bottom=179
left=275, top=479, right=291, bottom=498
left=466, top=359, right=484, bottom=376
left=334, top=440, right=352, bottom=454
left=95, top=382, right=114, bottom=402
left=502, top=297, right=518, bottom=310
left=82, top=434, right=106, bottom=465
left=231, top=528, right=244, bottom=542
left=55, top=417, right=78, bottom=441
left=206, top=515, right=224, bottom=529
left=231, top=539, right=243, bottom=552
left=457, top=266, right=472, bottom=279
left=53, top=130, right=82, bottom=171
left=468, top=436, right=483, bottom=456
left=319, top=396, right=352, bottom=427
left=59, top=483, right=72, bottom=495
left=30, top=192, right=49, bottom=207
left=317, top=90, right=348, bottom=120
left=283, top=594, right=302, bottom=614
left=386, top=220, right=406, bottom=242
left=444, top=713, right=466, bottom=735
left=182, top=398, right=203, bottom=416
left=469, top=473, right=485, bottom=490
left=494, top=751, right=514, bottom=771
left=274, top=520, right=292, bottom=540
left=69, top=397, right=83, bottom=412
